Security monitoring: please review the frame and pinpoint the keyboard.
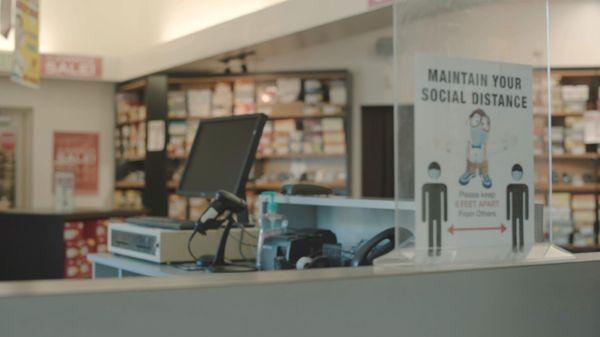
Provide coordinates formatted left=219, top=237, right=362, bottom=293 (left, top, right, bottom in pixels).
left=125, top=216, right=196, bottom=230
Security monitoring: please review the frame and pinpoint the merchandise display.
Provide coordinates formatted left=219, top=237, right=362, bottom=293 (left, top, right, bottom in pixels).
left=533, top=69, right=600, bottom=250
left=63, top=220, right=109, bottom=279
left=187, top=89, right=212, bottom=118
left=167, top=91, right=187, bottom=119
left=112, top=71, right=352, bottom=221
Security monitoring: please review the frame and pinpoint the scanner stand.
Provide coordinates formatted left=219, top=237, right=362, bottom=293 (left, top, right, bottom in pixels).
left=195, top=216, right=256, bottom=273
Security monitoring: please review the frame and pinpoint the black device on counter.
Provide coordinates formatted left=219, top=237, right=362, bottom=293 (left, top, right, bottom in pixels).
left=280, top=184, right=333, bottom=196
left=178, top=113, right=268, bottom=200
left=177, top=114, right=267, bottom=272
left=351, top=227, right=413, bottom=267
left=260, top=229, right=337, bottom=270
left=126, top=114, right=267, bottom=231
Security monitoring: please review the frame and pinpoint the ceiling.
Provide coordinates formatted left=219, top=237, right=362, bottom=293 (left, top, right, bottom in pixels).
left=170, top=6, right=393, bottom=73
left=0, top=0, right=289, bottom=57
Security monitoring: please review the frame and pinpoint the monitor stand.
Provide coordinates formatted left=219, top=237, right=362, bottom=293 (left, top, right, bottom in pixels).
left=195, top=219, right=256, bottom=273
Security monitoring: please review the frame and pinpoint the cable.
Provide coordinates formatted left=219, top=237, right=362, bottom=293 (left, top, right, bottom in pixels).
left=228, top=222, right=259, bottom=262
left=187, top=228, right=199, bottom=261
left=237, top=222, right=246, bottom=260
left=235, top=222, right=258, bottom=240
left=226, top=216, right=248, bottom=261
left=228, top=233, right=258, bottom=248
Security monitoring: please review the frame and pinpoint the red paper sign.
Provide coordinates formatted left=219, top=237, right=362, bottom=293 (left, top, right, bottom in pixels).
left=368, top=0, right=392, bottom=8
left=0, top=131, right=15, bottom=151
left=53, top=132, right=99, bottom=194
left=41, top=54, right=102, bottom=80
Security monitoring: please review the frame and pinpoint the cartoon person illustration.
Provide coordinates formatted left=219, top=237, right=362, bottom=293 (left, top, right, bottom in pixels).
left=422, top=162, right=448, bottom=256
left=459, top=109, right=493, bottom=189
left=506, top=164, right=529, bottom=252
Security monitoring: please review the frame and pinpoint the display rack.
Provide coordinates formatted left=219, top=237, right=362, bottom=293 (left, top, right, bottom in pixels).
left=533, top=68, right=600, bottom=251
left=113, top=70, right=353, bottom=221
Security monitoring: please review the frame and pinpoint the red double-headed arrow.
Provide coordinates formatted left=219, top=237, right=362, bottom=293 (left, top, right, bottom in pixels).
left=448, top=224, right=507, bottom=235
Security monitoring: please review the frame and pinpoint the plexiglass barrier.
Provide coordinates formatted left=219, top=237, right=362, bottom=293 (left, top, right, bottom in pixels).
left=377, top=0, right=574, bottom=267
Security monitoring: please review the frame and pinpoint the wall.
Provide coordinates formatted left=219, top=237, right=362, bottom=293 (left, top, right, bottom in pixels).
left=0, top=78, right=114, bottom=209
left=393, top=0, right=600, bottom=103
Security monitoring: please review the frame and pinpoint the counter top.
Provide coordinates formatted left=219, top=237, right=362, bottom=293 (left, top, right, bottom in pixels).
left=0, top=208, right=145, bottom=221
left=1, top=251, right=597, bottom=299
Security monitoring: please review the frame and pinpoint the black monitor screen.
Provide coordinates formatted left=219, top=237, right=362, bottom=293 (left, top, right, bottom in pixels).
left=177, top=114, right=266, bottom=198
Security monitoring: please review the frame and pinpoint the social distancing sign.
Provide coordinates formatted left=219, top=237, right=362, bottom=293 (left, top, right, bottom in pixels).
left=414, top=54, right=534, bottom=256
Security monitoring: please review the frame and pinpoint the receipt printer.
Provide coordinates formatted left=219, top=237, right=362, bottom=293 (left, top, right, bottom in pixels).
left=260, top=229, right=337, bottom=270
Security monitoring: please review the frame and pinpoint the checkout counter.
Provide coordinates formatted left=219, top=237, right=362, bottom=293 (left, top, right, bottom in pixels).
left=1, top=249, right=600, bottom=337
left=1, top=196, right=599, bottom=337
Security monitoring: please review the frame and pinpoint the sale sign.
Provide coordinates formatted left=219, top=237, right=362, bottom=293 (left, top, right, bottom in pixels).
left=41, top=54, right=102, bottom=80
left=53, top=132, right=99, bottom=194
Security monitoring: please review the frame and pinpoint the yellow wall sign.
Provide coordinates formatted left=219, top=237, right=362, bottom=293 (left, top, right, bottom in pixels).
left=11, top=0, right=40, bottom=88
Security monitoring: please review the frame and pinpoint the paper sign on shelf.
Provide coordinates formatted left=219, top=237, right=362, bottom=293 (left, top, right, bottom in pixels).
left=54, top=171, right=75, bottom=212
left=11, top=0, right=39, bottom=88
left=584, top=111, right=600, bottom=144
left=147, top=120, right=166, bottom=152
left=414, top=54, right=534, bottom=256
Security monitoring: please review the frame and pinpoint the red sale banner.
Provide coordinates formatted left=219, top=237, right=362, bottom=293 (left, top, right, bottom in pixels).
left=41, top=54, right=102, bottom=80
left=53, top=132, right=99, bottom=194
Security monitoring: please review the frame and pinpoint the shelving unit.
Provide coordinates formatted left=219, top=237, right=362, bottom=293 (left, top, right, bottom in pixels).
left=115, top=181, right=145, bottom=189
left=113, top=84, right=147, bottom=211
left=113, top=70, right=353, bottom=221
left=533, top=68, right=600, bottom=252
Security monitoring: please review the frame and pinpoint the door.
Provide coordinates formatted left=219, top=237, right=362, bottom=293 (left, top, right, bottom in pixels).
left=361, top=105, right=414, bottom=199
left=0, top=108, right=32, bottom=209
left=361, top=106, right=395, bottom=198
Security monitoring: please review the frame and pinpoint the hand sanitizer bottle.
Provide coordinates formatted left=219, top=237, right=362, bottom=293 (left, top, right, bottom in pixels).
left=256, top=192, right=288, bottom=270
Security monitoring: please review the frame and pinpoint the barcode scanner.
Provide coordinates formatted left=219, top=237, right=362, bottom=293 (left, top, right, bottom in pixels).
left=195, top=190, right=247, bottom=235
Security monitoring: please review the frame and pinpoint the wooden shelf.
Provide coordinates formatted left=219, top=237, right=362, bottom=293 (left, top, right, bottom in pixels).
left=537, top=183, right=599, bottom=193
left=120, top=156, right=146, bottom=162
left=168, top=71, right=348, bottom=87
left=246, top=180, right=346, bottom=191
left=167, top=112, right=346, bottom=122
left=117, top=79, right=147, bottom=92
left=256, top=153, right=345, bottom=160
left=267, top=113, right=345, bottom=120
left=168, top=180, right=346, bottom=191
left=116, top=119, right=146, bottom=127
left=551, top=69, right=600, bottom=77
left=115, top=181, right=145, bottom=189
left=167, top=154, right=188, bottom=160
left=535, top=153, right=599, bottom=160
left=533, top=112, right=584, bottom=118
